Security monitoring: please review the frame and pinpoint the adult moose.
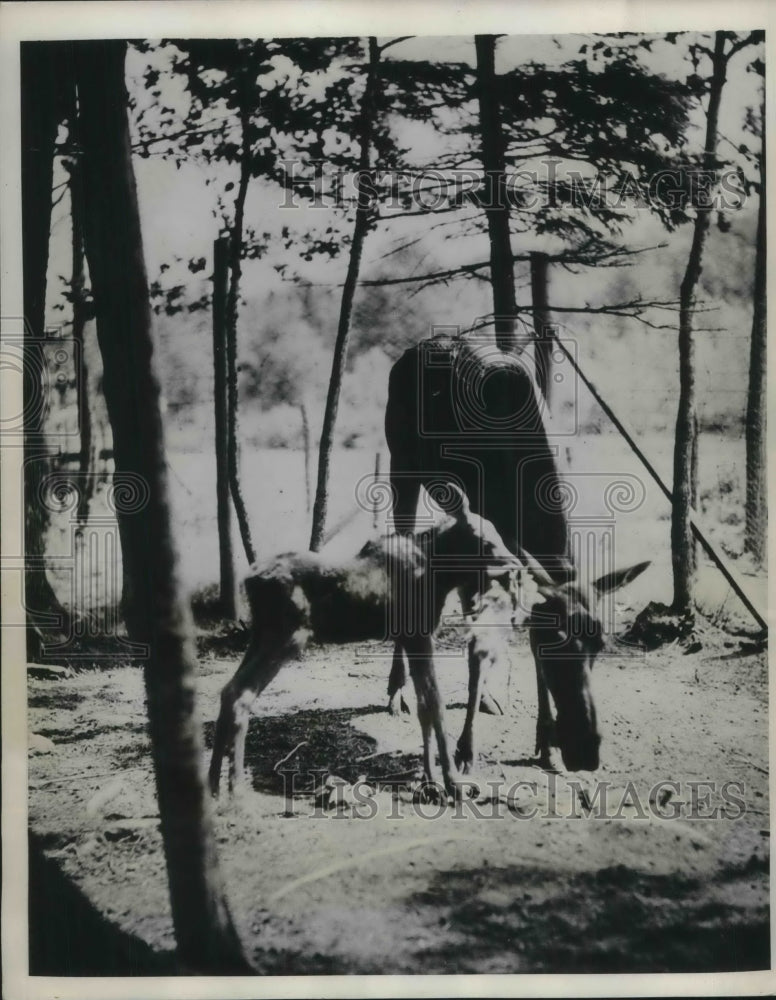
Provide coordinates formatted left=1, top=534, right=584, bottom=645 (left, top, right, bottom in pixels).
left=385, top=332, right=649, bottom=773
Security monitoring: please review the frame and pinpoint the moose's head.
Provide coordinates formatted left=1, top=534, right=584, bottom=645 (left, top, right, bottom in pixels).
left=520, top=551, right=650, bottom=772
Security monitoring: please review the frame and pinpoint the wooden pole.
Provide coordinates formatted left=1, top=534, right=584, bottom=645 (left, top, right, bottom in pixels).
left=551, top=334, right=767, bottom=632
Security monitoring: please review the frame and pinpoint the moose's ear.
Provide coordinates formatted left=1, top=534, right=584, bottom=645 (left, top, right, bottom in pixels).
left=592, top=560, right=651, bottom=597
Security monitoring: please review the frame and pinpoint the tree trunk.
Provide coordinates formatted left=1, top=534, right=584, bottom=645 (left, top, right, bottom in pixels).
left=300, top=400, right=311, bottom=515
left=74, top=40, right=250, bottom=973
left=475, top=35, right=518, bottom=354
left=21, top=42, right=72, bottom=653
left=373, top=451, right=382, bottom=531
left=309, top=37, right=380, bottom=551
left=212, top=236, right=236, bottom=616
left=745, top=145, right=767, bottom=564
left=65, top=128, right=95, bottom=530
left=671, top=31, right=727, bottom=613
left=690, top=413, right=699, bottom=514
left=530, top=250, right=552, bottom=404
left=224, top=103, right=256, bottom=565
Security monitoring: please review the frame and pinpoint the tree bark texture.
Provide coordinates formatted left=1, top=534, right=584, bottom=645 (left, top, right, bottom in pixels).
left=745, top=144, right=767, bottom=564
left=65, top=125, right=95, bottom=530
left=224, top=104, right=257, bottom=565
left=671, top=31, right=726, bottom=612
left=20, top=42, right=72, bottom=649
left=74, top=40, right=250, bottom=972
left=475, top=35, right=519, bottom=354
left=530, top=250, right=552, bottom=404
left=212, top=236, right=237, bottom=616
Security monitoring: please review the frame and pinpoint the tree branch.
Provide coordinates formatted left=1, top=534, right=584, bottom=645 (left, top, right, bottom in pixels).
left=378, top=36, right=414, bottom=53
left=359, top=241, right=668, bottom=287
left=725, top=30, right=763, bottom=62
left=131, top=115, right=237, bottom=155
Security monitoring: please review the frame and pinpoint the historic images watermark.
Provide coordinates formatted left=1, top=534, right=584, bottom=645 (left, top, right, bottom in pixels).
left=278, top=771, right=748, bottom=822
left=279, top=160, right=748, bottom=213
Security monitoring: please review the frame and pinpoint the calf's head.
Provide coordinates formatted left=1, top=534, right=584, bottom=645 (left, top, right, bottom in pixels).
left=522, top=552, right=650, bottom=772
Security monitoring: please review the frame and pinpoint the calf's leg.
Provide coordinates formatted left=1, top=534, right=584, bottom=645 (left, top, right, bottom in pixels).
left=209, top=632, right=303, bottom=795
left=404, top=634, right=466, bottom=800
left=459, top=585, right=503, bottom=716
left=455, top=637, right=495, bottom=774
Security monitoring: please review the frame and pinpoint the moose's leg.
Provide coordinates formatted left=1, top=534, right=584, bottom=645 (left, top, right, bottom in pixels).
left=387, top=643, right=411, bottom=716
left=459, top=585, right=503, bottom=716
left=533, top=652, right=556, bottom=769
left=386, top=466, right=421, bottom=714
left=405, top=634, right=465, bottom=800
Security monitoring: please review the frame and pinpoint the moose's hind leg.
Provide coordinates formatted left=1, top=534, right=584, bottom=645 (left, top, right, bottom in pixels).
left=215, top=635, right=304, bottom=795
left=208, top=638, right=264, bottom=796
left=210, top=635, right=287, bottom=795
left=533, top=655, right=558, bottom=769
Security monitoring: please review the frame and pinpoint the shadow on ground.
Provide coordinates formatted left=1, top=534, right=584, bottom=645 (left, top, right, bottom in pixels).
left=29, top=833, right=176, bottom=976
left=409, top=860, right=770, bottom=974
left=205, top=705, right=422, bottom=797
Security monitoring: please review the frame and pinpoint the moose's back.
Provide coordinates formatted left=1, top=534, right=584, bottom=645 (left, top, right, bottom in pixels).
left=386, top=335, right=570, bottom=578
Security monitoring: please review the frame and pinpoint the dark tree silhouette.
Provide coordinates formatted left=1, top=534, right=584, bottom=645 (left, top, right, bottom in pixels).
left=222, top=56, right=259, bottom=565
left=745, top=140, right=766, bottom=564
left=20, top=42, right=72, bottom=655
left=73, top=39, right=250, bottom=973
left=530, top=251, right=552, bottom=403
left=137, top=38, right=363, bottom=562
left=474, top=35, right=519, bottom=353
left=309, top=37, right=381, bottom=551
left=63, top=99, right=96, bottom=530
left=368, top=37, right=694, bottom=300
left=212, top=236, right=236, bottom=616
left=671, top=30, right=762, bottom=612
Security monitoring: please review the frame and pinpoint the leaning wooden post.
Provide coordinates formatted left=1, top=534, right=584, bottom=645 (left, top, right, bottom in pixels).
left=551, top=334, right=767, bottom=633
left=212, top=237, right=236, bottom=617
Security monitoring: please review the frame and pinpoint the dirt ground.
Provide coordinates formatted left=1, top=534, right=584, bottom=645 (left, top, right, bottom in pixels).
left=27, top=606, right=769, bottom=977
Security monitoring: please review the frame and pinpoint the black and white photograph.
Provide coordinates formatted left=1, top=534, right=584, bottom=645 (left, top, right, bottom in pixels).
left=1, top=1, right=772, bottom=995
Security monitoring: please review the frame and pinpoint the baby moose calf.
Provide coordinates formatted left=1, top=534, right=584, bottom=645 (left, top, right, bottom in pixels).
left=208, top=486, right=523, bottom=801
